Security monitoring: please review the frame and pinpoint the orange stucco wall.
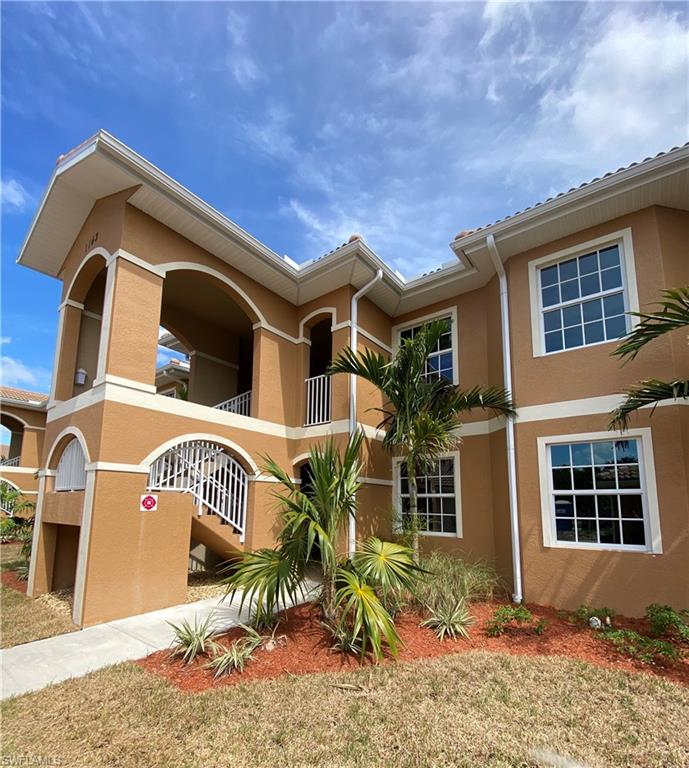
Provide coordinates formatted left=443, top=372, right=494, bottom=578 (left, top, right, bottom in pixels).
left=28, top=197, right=689, bottom=626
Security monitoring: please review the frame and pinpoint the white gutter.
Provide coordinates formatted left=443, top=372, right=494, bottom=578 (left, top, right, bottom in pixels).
left=348, top=268, right=384, bottom=556
left=486, top=234, right=523, bottom=604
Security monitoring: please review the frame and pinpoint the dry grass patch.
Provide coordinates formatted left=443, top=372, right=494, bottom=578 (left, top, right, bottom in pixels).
left=186, top=570, right=226, bottom=603
left=1, top=584, right=76, bottom=648
left=1, top=542, right=76, bottom=648
left=3, top=651, right=688, bottom=767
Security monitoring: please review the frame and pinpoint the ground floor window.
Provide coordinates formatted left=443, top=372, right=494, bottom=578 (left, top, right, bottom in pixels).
left=397, top=455, right=461, bottom=536
left=538, top=429, right=662, bottom=553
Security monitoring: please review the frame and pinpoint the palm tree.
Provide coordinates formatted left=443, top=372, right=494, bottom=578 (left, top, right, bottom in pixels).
left=0, top=482, right=34, bottom=518
left=329, top=320, right=515, bottom=560
left=609, top=287, right=689, bottom=431
left=223, top=431, right=421, bottom=659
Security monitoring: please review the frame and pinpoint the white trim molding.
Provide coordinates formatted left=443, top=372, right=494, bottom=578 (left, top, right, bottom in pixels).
left=138, top=433, right=260, bottom=475
left=537, top=427, right=662, bottom=554
left=72, top=470, right=97, bottom=625
left=46, top=426, right=92, bottom=467
left=91, top=374, right=157, bottom=393
left=392, top=451, right=463, bottom=538
left=392, top=306, right=459, bottom=385
left=528, top=228, right=640, bottom=358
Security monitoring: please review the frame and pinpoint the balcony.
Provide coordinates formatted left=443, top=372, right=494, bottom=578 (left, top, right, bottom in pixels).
left=214, top=390, right=251, bottom=417
left=305, top=374, right=331, bottom=426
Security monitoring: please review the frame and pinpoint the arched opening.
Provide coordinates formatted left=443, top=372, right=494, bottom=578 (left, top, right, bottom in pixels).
left=69, top=255, right=107, bottom=397
left=0, top=413, right=25, bottom=467
left=54, top=438, right=87, bottom=492
left=156, top=270, right=255, bottom=415
left=304, top=315, right=333, bottom=426
left=146, top=437, right=251, bottom=583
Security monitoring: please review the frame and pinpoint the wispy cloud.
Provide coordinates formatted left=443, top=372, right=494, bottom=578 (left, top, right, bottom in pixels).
left=0, top=356, right=52, bottom=392
left=1, top=179, right=32, bottom=213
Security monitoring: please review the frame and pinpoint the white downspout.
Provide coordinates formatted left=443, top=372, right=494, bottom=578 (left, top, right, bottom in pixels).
left=486, top=234, right=523, bottom=604
left=348, top=267, right=384, bottom=556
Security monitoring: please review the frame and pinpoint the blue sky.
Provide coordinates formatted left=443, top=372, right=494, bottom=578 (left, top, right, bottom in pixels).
left=2, top=1, right=688, bottom=398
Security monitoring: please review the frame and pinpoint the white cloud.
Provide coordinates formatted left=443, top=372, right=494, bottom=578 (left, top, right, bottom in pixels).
left=1, top=179, right=32, bottom=213
left=539, top=9, right=689, bottom=159
left=0, top=356, right=51, bottom=392
left=0, top=337, right=10, bottom=345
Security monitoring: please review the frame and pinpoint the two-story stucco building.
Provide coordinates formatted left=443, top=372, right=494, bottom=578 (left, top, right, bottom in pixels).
left=15, top=132, right=689, bottom=626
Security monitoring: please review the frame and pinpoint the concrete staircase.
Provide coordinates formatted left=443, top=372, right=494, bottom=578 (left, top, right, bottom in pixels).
left=191, top=510, right=244, bottom=562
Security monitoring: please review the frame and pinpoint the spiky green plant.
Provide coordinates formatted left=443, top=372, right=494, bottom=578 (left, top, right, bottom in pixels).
left=609, top=287, right=689, bottom=430
left=205, top=625, right=263, bottom=677
left=335, top=567, right=400, bottom=661
left=225, top=430, right=364, bottom=623
left=329, top=319, right=514, bottom=560
left=352, top=537, right=422, bottom=602
left=168, top=612, right=218, bottom=664
left=421, top=597, right=475, bottom=641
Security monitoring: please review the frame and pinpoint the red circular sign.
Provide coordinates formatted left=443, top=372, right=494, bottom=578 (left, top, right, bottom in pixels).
left=141, top=495, right=157, bottom=511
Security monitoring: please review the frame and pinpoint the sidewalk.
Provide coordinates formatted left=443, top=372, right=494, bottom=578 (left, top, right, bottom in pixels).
left=1, top=593, right=250, bottom=700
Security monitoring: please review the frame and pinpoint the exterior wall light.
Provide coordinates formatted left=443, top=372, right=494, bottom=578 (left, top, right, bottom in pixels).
left=74, top=368, right=88, bottom=386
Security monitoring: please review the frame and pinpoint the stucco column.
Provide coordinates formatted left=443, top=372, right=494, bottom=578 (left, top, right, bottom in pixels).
left=251, top=326, right=300, bottom=425
left=97, top=257, right=163, bottom=389
left=330, top=325, right=351, bottom=423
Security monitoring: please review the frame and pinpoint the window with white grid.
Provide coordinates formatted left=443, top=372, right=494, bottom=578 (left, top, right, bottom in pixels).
left=399, top=317, right=454, bottom=382
left=398, top=456, right=460, bottom=536
left=538, top=243, right=629, bottom=354
left=548, top=438, right=647, bottom=549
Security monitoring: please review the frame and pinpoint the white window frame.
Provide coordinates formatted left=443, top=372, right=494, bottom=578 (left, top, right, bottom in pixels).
left=392, top=306, right=459, bottom=385
left=537, top=428, right=662, bottom=554
left=528, top=228, right=640, bottom=358
left=392, top=451, right=462, bottom=538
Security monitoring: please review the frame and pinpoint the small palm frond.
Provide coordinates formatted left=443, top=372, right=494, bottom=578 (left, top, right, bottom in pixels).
left=353, top=537, right=423, bottom=596
left=613, top=287, right=689, bottom=362
left=328, top=346, right=391, bottom=389
left=609, top=379, right=689, bottom=431
left=222, top=548, right=304, bottom=624
left=445, top=385, right=516, bottom=418
left=335, top=567, right=400, bottom=661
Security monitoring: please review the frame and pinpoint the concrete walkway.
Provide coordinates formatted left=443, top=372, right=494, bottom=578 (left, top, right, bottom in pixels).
left=1, top=592, right=269, bottom=700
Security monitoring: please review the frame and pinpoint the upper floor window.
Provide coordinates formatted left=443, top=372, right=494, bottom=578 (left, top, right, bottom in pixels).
left=395, top=308, right=458, bottom=384
left=528, top=229, right=639, bottom=357
left=537, top=428, right=662, bottom=553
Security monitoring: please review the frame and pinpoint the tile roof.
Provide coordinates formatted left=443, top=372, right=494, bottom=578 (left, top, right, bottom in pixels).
left=0, top=387, right=49, bottom=405
left=454, top=142, right=689, bottom=241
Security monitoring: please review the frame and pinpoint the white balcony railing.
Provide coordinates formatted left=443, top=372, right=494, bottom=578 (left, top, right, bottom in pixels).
left=0, top=456, right=20, bottom=467
left=305, top=374, right=331, bottom=426
left=214, top=390, right=251, bottom=417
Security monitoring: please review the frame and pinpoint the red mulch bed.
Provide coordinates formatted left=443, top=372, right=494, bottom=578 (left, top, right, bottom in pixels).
left=1, top=568, right=27, bottom=594
left=138, top=601, right=689, bottom=693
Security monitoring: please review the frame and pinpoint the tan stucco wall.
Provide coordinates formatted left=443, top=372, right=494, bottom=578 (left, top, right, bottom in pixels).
left=507, top=207, right=686, bottom=407
left=514, top=408, right=689, bottom=616
left=81, top=471, right=192, bottom=626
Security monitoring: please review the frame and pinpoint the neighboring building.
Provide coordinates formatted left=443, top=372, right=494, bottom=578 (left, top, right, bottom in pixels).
left=16, top=131, right=688, bottom=626
left=0, top=387, right=48, bottom=514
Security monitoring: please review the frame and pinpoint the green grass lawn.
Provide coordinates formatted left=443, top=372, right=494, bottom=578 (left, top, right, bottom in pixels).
left=2, top=651, right=687, bottom=767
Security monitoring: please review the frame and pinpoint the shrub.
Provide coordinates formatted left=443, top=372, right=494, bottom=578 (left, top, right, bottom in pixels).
left=14, top=561, right=30, bottom=581
left=205, top=625, right=263, bottom=677
left=572, top=605, right=616, bottom=626
left=0, top=517, right=17, bottom=543
left=645, top=604, right=689, bottom=642
left=421, top=597, right=475, bottom=641
left=601, top=629, right=680, bottom=665
left=534, top=618, right=548, bottom=636
left=415, top=553, right=501, bottom=610
left=168, top=613, right=218, bottom=664
left=486, top=605, right=534, bottom=637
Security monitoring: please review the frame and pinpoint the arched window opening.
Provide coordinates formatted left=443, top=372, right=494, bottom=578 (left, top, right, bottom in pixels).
left=55, top=439, right=87, bottom=491
left=156, top=270, right=255, bottom=416
left=72, top=266, right=107, bottom=397
left=305, top=317, right=332, bottom=426
left=0, top=414, right=25, bottom=467
left=147, top=439, right=249, bottom=541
